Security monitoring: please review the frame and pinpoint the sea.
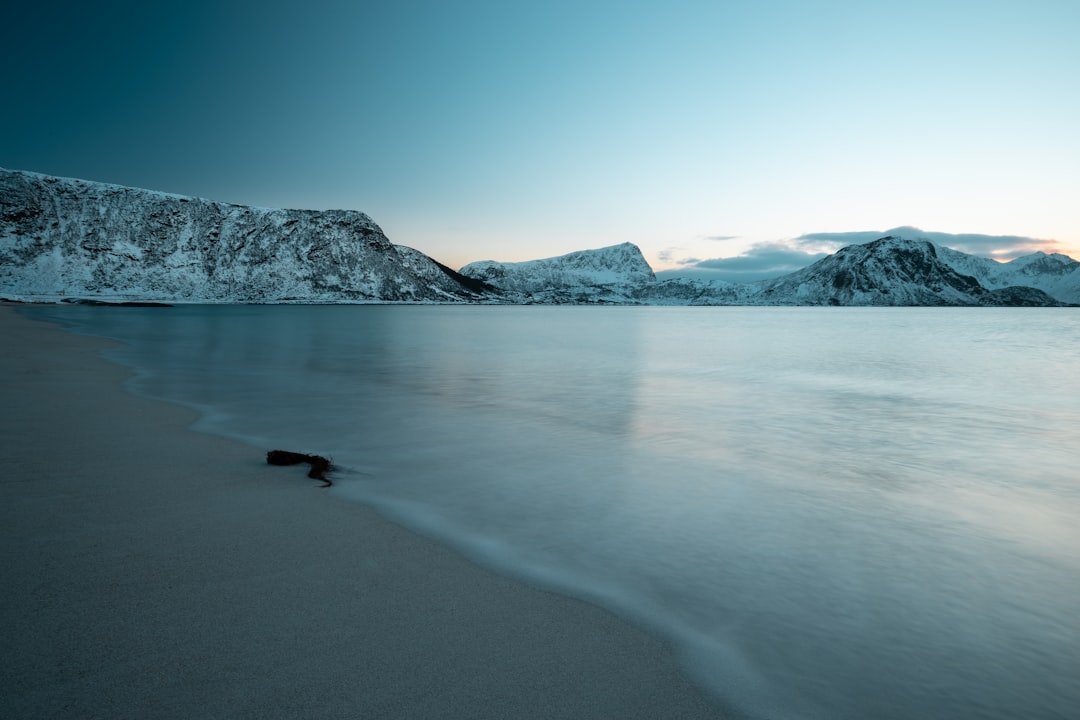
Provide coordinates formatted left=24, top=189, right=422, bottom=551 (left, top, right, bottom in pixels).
left=25, top=304, right=1080, bottom=720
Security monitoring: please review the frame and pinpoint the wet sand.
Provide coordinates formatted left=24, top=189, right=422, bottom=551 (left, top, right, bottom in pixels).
left=0, top=305, right=725, bottom=719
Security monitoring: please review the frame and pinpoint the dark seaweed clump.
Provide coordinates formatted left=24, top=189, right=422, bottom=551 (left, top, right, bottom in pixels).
left=266, top=450, right=333, bottom=487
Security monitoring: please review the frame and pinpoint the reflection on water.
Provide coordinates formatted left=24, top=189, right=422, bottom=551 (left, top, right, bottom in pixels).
left=29, top=305, right=1080, bottom=720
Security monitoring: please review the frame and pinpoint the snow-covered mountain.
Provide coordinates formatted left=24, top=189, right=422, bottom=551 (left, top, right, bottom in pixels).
left=457, top=236, right=1071, bottom=306
left=0, top=168, right=490, bottom=303
left=459, top=242, right=656, bottom=303
left=936, top=245, right=1080, bottom=304
left=750, top=237, right=1062, bottom=306
left=2, top=168, right=1074, bottom=306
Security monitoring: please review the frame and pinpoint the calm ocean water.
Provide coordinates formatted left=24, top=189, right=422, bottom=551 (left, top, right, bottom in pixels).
left=28, top=305, right=1080, bottom=719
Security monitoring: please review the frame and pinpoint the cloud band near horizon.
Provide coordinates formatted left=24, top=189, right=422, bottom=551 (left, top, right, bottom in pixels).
left=658, top=227, right=1065, bottom=283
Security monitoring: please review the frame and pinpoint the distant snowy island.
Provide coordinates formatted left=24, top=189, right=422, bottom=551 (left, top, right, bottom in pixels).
left=2, top=168, right=1077, bottom=306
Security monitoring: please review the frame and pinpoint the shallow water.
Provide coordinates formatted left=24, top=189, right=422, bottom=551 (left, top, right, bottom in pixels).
left=28, top=304, right=1080, bottom=719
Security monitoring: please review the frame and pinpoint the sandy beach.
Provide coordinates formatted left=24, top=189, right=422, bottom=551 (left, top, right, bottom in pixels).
left=0, top=305, right=724, bottom=719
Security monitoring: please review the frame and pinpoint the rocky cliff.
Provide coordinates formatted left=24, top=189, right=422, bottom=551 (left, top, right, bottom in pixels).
left=459, top=242, right=656, bottom=303
left=0, top=168, right=488, bottom=303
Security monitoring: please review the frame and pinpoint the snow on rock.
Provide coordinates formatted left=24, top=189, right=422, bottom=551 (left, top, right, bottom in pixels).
left=751, top=237, right=1064, bottom=306
left=644, top=277, right=761, bottom=305
left=0, top=168, right=489, bottom=303
left=461, top=236, right=1069, bottom=306
left=936, top=246, right=1080, bottom=304
left=2, top=168, right=1074, bottom=307
left=459, top=242, right=657, bottom=303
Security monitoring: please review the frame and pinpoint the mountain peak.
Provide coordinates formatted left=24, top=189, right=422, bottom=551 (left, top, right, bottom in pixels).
left=459, top=243, right=655, bottom=303
left=864, top=235, right=936, bottom=251
left=753, top=235, right=1062, bottom=306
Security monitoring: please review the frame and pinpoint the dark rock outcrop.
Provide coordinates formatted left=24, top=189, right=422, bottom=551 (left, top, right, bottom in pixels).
left=752, top=237, right=1063, bottom=306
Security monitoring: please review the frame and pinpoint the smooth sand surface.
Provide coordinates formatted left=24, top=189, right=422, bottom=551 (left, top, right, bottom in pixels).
left=0, top=306, right=725, bottom=719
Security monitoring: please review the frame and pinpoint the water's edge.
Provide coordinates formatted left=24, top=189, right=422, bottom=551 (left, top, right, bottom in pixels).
left=16, top=304, right=746, bottom=715
left=21, top=304, right=1080, bottom=720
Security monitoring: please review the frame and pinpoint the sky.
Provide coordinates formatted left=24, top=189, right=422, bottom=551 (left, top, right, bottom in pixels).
left=3, top=0, right=1078, bottom=277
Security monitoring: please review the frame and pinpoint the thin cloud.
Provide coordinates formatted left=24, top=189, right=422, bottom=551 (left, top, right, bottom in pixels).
left=657, top=242, right=828, bottom=283
left=657, top=227, right=1066, bottom=283
left=656, top=237, right=739, bottom=268
left=657, top=248, right=702, bottom=265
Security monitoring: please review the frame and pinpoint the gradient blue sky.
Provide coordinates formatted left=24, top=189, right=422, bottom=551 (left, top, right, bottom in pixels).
left=3, top=0, right=1077, bottom=272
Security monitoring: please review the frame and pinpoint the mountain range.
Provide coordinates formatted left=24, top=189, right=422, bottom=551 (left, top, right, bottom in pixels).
left=2, top=168, right=1077, bottom=306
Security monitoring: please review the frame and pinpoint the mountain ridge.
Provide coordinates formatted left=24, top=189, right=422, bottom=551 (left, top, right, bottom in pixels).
left=462, top=236, right=1072, bottom=306
left=751, top=236, right=1065, bottom=306
left=2, top=169, right=1075, bottom=306
left=0, top=168, right=490, bottom=303
left=459, top=242, right=656, bottom=303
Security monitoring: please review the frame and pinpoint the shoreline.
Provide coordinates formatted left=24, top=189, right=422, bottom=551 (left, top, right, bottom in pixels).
left=0, top=305, right=725, bottom=719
